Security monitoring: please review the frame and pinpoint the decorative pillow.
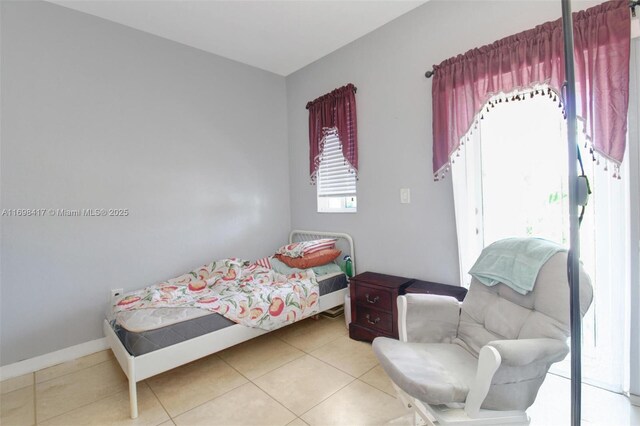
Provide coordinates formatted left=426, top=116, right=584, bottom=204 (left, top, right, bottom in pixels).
left=276, top=248, right=341, bottom=269
left=275, top=238, right=337, bottom=258
left=253, top=256, right=272, bottom=269
left=270, top=257, right=343, bottom=276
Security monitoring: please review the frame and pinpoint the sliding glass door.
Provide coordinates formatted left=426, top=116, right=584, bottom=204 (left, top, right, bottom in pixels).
left=452, top=91, right=630, bottom=392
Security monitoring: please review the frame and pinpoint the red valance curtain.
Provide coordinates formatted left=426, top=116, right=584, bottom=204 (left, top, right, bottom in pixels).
left=306, top=83, right=358, bottom=183
left=432, top=0, right=630, bottom=180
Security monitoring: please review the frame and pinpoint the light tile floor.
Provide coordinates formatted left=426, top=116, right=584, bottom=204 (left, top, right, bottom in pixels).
left=1, top=314, right=638, bottom=426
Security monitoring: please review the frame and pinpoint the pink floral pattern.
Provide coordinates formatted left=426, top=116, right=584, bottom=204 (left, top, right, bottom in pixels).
left=112, top=258, right=320, bottom=330
left=275, top=238, right=336, bottom=258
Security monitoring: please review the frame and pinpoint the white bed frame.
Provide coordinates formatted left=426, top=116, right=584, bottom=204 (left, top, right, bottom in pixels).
left=103, top=230, right=354, bottom=419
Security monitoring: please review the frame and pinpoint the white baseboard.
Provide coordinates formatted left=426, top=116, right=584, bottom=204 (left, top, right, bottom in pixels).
left=0, top=337, right=109, bottom=381
left=630, top=393, right=640, bottom=407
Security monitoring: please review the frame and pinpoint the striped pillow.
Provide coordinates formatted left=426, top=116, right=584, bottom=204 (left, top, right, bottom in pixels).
left=254, top=256, right=273, bottom=269
left=301, top=238, right=337, bottom=255
left=276, top=238, right=337, bottom=258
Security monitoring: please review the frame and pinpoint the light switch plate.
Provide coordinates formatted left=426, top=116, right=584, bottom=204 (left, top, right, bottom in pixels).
left=400, top=188, right=410, bottom=204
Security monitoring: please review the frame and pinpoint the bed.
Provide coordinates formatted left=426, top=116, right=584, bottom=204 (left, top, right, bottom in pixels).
left=103, top=230, right=354, bottom=419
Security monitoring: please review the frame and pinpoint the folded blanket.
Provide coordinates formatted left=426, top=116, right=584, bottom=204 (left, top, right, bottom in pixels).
left=469, top=238, right=566, bottom=295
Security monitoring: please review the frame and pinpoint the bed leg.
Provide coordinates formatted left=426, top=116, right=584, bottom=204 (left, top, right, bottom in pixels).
left=129, top=377, right=139, bottom=419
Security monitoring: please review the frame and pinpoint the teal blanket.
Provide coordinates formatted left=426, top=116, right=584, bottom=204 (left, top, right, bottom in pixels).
left=469, top=238, right=566, bottom=295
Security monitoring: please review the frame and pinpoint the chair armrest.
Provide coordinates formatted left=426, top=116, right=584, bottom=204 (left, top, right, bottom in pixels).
left=487, top=338, right=570, bottom=367
left=464, top=338, right=568, bottom=417
left=397, top=294, right=461, bottom=343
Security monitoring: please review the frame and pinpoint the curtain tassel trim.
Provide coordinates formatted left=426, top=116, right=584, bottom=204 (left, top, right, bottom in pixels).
left=432, top=85, right=623, bottom=182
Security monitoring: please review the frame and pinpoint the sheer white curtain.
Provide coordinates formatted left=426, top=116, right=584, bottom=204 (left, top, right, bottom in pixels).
left=628, top=35, right=640, bottom=402
left=567, top=134, right=630, bottom=392
left=451, top=92, right=630, bottom=391
left=451, top=131, right=483, bottom=288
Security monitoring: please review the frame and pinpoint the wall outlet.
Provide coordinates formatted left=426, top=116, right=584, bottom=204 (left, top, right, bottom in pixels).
left=111, top=288, right=124, bottom=300
left=400, top=188, right=411, bottom=204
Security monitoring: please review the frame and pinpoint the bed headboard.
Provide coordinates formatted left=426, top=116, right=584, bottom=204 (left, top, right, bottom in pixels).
left=289, top=230, right=355, bottom=276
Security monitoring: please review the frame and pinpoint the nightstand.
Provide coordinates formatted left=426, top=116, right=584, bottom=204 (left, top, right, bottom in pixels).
left=348, top=272, right=413, bottom=342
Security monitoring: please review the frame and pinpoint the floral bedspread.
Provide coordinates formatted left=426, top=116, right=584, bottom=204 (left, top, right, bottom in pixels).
left=112, top=258, right=320, bottom=330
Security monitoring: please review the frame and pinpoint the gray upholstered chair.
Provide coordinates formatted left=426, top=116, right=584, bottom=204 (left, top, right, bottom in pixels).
left=372, top=251, right=593, bottom=425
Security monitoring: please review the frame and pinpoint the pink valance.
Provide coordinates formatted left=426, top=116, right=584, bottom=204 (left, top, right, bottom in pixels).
left=431, top=0, right=630, bottom=180
left=306, top=83, right=358, bottom=182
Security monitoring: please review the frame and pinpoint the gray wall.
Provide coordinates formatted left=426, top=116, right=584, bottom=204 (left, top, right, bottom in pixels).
left=285, top=0, right=600, bottom=285
left=3, top=0, right=632, bottom=368
left=0, top=1, right=289, bottom=365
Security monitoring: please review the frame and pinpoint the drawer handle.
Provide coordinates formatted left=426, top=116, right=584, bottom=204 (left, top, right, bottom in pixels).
left=365, top=294, right=380, bottom=304
left=365, top=314, right=380, bottom=325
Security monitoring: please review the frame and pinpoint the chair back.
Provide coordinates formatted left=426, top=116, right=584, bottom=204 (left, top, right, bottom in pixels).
left=454, top=251, right=593, bottom=410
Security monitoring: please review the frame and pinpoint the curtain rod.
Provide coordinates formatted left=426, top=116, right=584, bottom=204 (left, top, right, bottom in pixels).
left=305, top=85, right=357, bottom=110
left=424, top=1, right=639, bottom=79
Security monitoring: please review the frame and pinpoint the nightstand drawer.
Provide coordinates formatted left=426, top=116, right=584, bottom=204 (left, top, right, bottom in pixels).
left=354, top=306, right=393, bottom=333
left=354, top=284, right=392, bottom=311
left=349, top=271, right=413, bottom=342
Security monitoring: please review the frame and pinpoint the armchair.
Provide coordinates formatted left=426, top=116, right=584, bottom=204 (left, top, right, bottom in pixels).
left=372, top=252, right=593, bottom=425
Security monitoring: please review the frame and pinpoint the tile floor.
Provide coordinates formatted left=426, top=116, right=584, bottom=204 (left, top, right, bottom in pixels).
left=1, top=314, right=638, bottom=425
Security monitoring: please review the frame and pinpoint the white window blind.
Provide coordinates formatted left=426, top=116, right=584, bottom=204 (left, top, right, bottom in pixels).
left=317, top=134, right=357, bottom=198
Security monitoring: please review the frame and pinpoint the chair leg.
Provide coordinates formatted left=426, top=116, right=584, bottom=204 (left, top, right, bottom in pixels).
left=392, top=383, right=413, bottom=409
left=414, top=411, right=432, bottom=426
left=413, top=399, right=438, bottom=426
left=392, top=382, right=437, bottom=425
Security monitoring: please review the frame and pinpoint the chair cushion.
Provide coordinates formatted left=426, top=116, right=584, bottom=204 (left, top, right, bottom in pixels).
left=456, top=252, right=593, bottom=356
left=372, top=337, right=477, bottom=405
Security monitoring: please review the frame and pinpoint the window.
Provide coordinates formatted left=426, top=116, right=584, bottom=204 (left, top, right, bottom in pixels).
left=452, top=88, right=629, bottom=392
left=317, top=130, right=357, bottom=213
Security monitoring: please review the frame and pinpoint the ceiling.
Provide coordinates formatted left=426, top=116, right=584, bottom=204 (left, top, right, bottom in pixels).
left=50, top=0, right=426, bottom=76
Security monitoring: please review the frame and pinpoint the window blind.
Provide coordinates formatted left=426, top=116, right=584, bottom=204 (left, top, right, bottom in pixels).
left=317, top=134, right=357, bottom=198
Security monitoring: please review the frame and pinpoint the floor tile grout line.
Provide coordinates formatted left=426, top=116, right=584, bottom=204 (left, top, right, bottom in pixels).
left=356, top=376, right=398, bottom=399
left=144, top=380, right=174, bottom=424
left=34, top=356, right=113, bottom=386
left=237, top=350, right=307, bottom=382
left=357, top=363, right=378, bottom=379
left=251, top=374, right=357, bottom=422
left=273, top=334, right=309, bottom=353
left=171, top=376, right=299, bottom=425
left=34, top=384, right=127, bottom=425
left=163, top=357, right=249, bottom=421
left=245, top=374, right=299, bottom=423
left=290, top=331, right=347, bottom=355
left=217, top=356, right=254, bottom=384
left=354, top=378, right=398, bottom=398
left=32, top=317, right=351, bottom=425
left=274, top=318, right=347, bottom=349
left=268, top=334, right=383, bottom=419
left=248, top=359, right=328, bottom=419
left=34, top=357, right=126, bottom=423
left=305, top=346, right=376, bottom=380
left=217, top=335, right=307, bottom=382
left=0, top=372, right=35, bottom=396
left=235, top=348, right=309, bottom=423
left=162, top=379, right=248, bottom=421
left=297, top=376, right=358, bottom=420
left=313, top=354, right=374, bottom=379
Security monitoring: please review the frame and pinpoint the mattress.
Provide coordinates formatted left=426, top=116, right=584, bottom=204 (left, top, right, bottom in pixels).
left=113, top=272, right=348, bottom=356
